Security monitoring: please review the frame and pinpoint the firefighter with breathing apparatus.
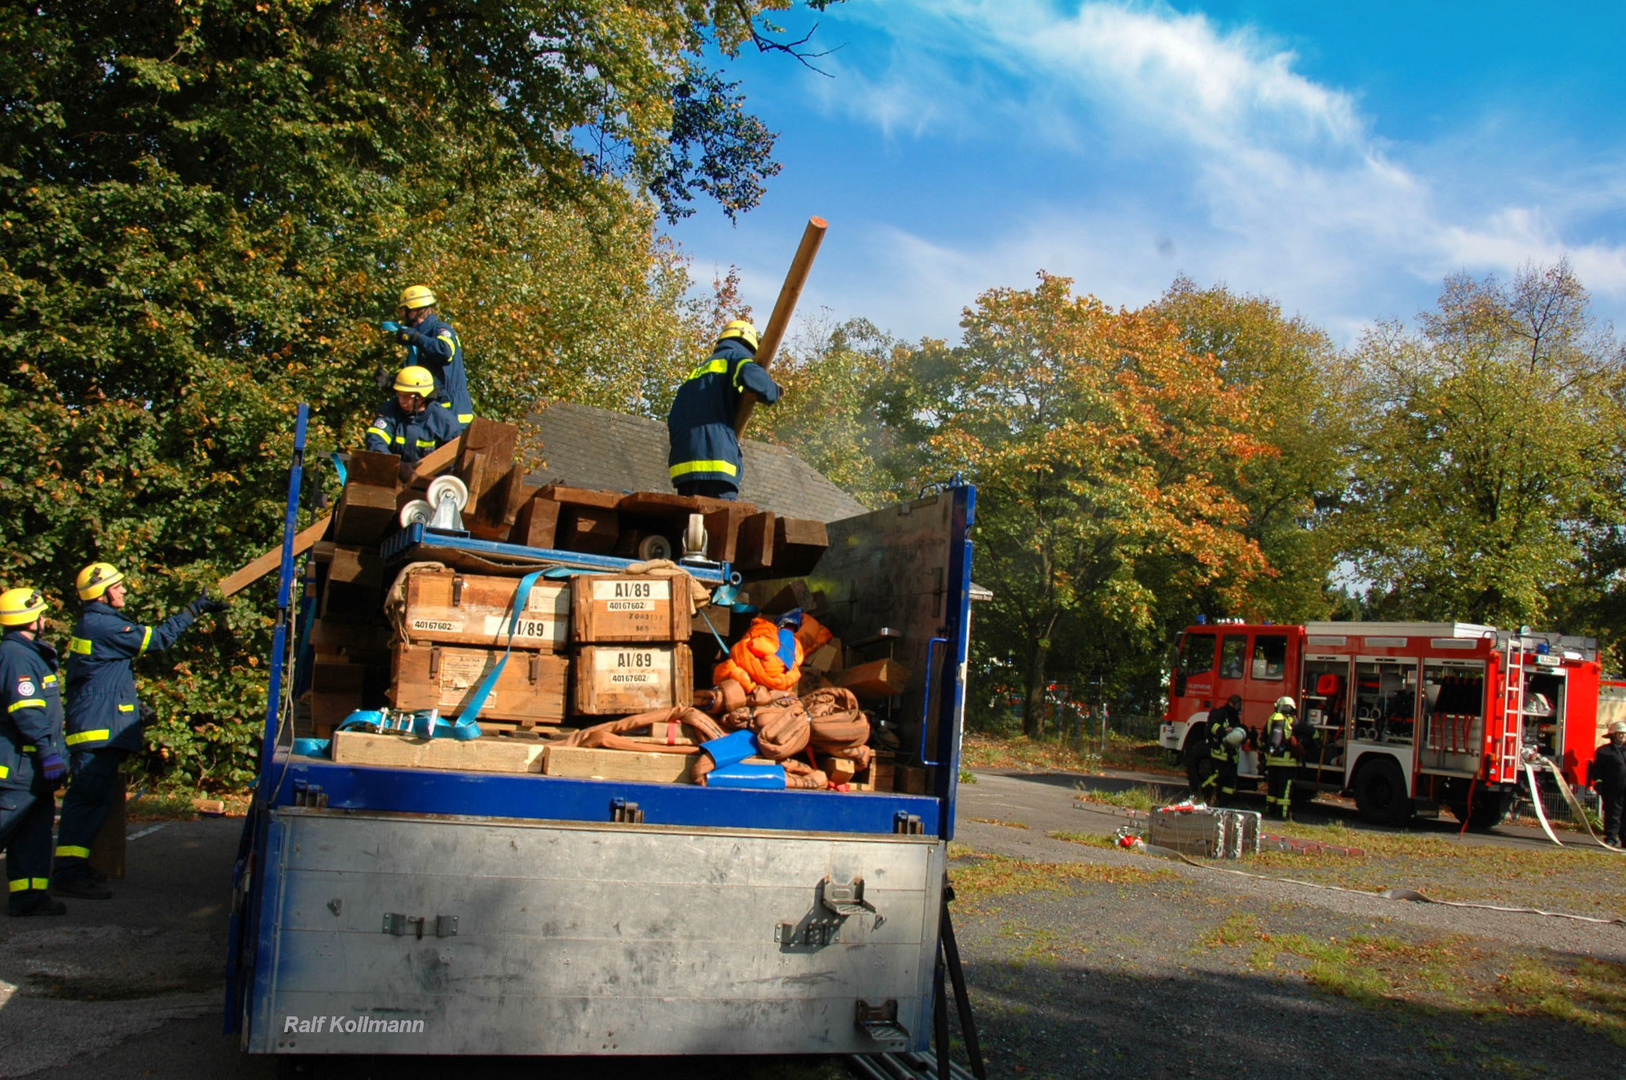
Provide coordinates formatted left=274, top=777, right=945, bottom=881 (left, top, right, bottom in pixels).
left=1201, top=694, right=1245, bottom=807
left=1261, top=695, right=1301, bottom=820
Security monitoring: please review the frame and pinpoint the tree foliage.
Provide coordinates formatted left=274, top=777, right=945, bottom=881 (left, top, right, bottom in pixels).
left=0, top=0, right=830, bottom=787
left=1340, top=261, right=1626, bottom=630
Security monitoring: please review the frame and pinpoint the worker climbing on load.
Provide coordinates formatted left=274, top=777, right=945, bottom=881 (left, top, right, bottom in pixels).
left=52, top=565, right=226, bottom=900
left=366, top=365, right=462, bottom=476
left=0, top=588, right=70, bottom=917
left=666, top=319, right=781, bottom=501
left=1261, top=695, right=1300, bottom=820
left=380, top=284, right=473, bottom=430
left=1201, top=694, right=1244, bottom=807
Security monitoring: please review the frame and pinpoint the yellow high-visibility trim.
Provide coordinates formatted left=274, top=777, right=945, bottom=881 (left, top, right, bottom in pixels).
left=8, top=698, right=45, bottom=712
left=437, top=331, right=456, bottom=349
left=414, top=439, right=436, bottom=449
left=20, top=744, right=34, bottom=753
left=0, top=765, right=8, bottom=779
left=137, top=626, right=153, bottom=656
left=32, top=877, right=48, bottom=890
left=69, top=637, right=92, bottom=655
left=669, top=459, right=739, bottom=479
left=8, top=878, right=29, bottom=892
left=393, top=435, right=406, bottom=445
left=366, top=425, right=390, bottom=440
left=55, top=845, right=90, bottom=859
left=686, top=357, right=729, bottom=381
left=117, top=703, right=135, bottom=712
left=457, top=413, right=473, bottom=423
left=732, top=358, right=757, bottom=391
left=66, top=729, right=109, bottom=746
left=42, top=675, right=55, bottom=685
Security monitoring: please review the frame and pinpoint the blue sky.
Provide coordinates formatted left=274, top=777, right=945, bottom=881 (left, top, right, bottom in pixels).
left=666, top=0, right=1626, bottom=346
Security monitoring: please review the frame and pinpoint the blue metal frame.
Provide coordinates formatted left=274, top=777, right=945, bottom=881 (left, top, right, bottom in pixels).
left=382, top=522, right=733, bottom=585
left=932, top=482, right=976, bottom=840
left=269, top=753, right=944, bottom=834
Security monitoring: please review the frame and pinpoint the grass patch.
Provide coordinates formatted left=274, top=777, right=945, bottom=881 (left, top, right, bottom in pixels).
left=969, top=817, right=1030, bottom=829
left=1497, top=955, right=1626, bottom=1047
left=949, top=850, right=1169, bottom=903
left=961, top=731, right=1181, bottom=777
left=958, top=767, right=977, bottom=784
left=1074, top=782, right=1164, bottom=812
left=126, top=790, right=201, bottom=821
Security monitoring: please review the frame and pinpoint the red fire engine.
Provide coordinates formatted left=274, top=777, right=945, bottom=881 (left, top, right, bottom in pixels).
left=1159, top=621, right=1603, bottom=828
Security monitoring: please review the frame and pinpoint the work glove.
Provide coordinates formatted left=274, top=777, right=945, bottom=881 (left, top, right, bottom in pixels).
left=380, top=320, right=401, bottom=334
left=39, top=754, right=66, bottom=786
left=188, top=591, right=227, bottom=617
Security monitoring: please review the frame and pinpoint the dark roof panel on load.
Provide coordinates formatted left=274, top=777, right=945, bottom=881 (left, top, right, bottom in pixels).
left=523, top=403, right=869, bottom=524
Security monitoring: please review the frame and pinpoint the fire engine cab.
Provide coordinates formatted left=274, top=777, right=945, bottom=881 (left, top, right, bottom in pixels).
left=1160, top=621, right=1602, bottom=828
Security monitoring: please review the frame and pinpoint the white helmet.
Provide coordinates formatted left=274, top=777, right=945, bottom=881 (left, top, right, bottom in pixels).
left=1610, top=720, right=1626, bottom=736
left=1274, top=696, right=1297, bottom=713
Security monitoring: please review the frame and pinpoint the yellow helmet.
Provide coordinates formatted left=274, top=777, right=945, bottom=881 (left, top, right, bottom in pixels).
left=718, top=318, right=759, bottom=352
left=0, top=587, right=47, bottom=627
left=76, top=562, right=124, bottom=601
left=398, top=284, right=437, bottom=311
left=392, top=365, right=436, bottom=398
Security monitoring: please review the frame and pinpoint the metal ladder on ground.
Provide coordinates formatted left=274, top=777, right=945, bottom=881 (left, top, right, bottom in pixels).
left=1497, top=636, right=1526, bottom=780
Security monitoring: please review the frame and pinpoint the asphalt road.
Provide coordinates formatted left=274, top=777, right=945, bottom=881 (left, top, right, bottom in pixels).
left=0, top=773, right=1615, bottom=1078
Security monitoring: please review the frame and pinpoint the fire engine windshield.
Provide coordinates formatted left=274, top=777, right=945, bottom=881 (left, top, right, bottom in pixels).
left=1179, top=632, right=1216, bottom=674
left=1252, top=635, right=1288, bottom=681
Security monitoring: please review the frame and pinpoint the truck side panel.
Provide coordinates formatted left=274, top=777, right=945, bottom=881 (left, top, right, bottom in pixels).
left=249, top=811, right=941, bottom=1055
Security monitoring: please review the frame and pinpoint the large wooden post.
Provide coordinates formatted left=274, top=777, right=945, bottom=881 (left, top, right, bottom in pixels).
left=734, top=216, right=827, bottom=439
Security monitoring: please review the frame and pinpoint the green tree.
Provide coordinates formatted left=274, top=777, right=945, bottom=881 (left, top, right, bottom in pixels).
left=1152, top=278, right=1355, bottom=625
left=1340, top=260, right=1625, bottom=629
left=0, top=0, right=832, bottom=786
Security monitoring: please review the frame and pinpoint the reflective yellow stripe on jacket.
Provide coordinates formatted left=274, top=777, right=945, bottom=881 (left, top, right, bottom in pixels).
left=685, top=358, right=729, bottom=380
left=8, top=878, right=50, bottom=892
left=669, top=459, right=739, bottom=479
left=55, top=845, right=90, bottom=859
left=69, top=637, right=92, bottom=655
left=66, top=729, right=110, bottom=746
left=137, top=626, right=153, bottom=656
left=7, top=698, right=45, bottom=712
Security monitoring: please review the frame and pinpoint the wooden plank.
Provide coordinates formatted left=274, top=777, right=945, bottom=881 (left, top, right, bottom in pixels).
left=331, top=729, right=545, bottom=774
left=736, top=511, right=776, bottom=571
left=218, top=514, right=331, bottom=597
left=311, top=659, right=366, bottom=694
left=772, top=516, right=829, bottom=577
left=573, top=644, right=693, bottom=715
left=571, top=574, right=691, bottom=643
left=702, top=506, right=746, bottom=563
left=333, top=481, right=399, bottom=545
left=405, top=439, right=462, bottom=485
left=344, top=450, right=404, bottom=489
left=398, top=569, right=570, bottom=650
left=391, top=644, right=567, bottom=724
left=543, top=745, right=696, bottom=783
left=817, top=755, right=858, bottom=786
left=319, top=543, right=386, bottom=620
left=509, top=494, right=561, bottom=549
left=304, top=688, right=362, bottom=737
left=761, top=579, right=814, bottom=616
left=557, top=505, right=619, bottom=555
left=539, top=484, right=622, bottom=510
left=616, top=491, right=756, bottom=518
left=736, top=216, right=827, bottom=438
left=895, top=765, right=927, bottom=794
left=805, top=639, right=843, bottom=675
left=837, top=658, right=911, bottom=699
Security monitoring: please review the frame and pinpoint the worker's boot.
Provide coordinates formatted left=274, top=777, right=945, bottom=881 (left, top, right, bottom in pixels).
left=51, top=873, right=112, bottom=900
left=8, top=893, right=67, bottom=917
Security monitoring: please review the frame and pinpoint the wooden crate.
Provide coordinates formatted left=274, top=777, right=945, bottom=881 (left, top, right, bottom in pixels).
left=573, top=644, right=694, bottom=715
left=331, top=729, right=546, bottom=774
left=571, top=573, right=692, bottom=643
left=390, top=643, right=567, bottom=725
left=398, top=568, right=570, bottom=650
left=543, top=745, right=697, bottom=783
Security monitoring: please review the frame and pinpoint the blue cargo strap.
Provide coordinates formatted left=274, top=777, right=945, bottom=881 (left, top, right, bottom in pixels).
left=453, top=570, right=544, bottom=733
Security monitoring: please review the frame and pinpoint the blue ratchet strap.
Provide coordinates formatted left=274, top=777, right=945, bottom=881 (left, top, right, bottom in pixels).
left=452, top=570, right=544, bottom=734
left=696, top=606, right=731, bottom=655
left=331, top=454, right=348, bottom=488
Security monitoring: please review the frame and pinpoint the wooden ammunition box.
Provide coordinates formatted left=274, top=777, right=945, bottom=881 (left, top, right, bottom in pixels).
left=390, top=643, right=567, bottom=725
left=398, top=569, right=571, bottom=651
left=573, top=644, right=694, bottom=715
left=571, top=574, right=692, bottom=643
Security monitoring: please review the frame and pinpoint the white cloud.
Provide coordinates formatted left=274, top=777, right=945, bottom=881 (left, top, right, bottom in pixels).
left=773, top=0, right=1626, bottom=340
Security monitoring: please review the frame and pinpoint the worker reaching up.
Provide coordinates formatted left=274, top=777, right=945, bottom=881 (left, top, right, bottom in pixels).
left=366, top=366, right=461, bottom=476
left=666, top=319, right=781, bottom=501
left=53, top=565, right=225, bottom=899
left=380, top=284, right=473, bottom=429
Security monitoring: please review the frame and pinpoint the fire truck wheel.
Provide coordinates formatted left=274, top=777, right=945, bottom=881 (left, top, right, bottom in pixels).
left=1354, top=757, right=1413, bottom=826
left=1448, top=788, right=1511, bottom=831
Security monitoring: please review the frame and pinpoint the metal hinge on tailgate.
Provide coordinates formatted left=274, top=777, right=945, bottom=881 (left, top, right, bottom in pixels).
left=610, top=798, right=645, bottom=824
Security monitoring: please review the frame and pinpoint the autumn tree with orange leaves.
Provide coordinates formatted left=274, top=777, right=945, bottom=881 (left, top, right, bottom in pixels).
left=920, top=274, right=1271, bottom=737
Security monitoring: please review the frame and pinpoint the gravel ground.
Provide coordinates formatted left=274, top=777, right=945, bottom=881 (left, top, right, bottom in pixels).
left=948, top=770, right=1626, bottom=1080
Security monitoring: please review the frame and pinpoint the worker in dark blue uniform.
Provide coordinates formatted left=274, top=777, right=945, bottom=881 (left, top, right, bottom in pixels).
left=365, top=365, right=462, bottom=471
left=0, top=587, right=69, bottom=916
left=52, top=564, right=225, bottom=899
left=666, top=319, right=781, bottom=500
left=380, top=284, right=473, bottom=429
